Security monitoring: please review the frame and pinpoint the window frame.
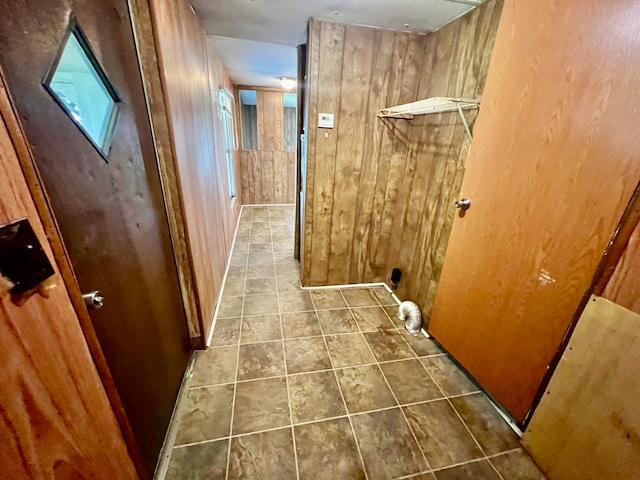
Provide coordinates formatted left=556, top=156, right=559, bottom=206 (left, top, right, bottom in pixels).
left=219, top=87, right=237, bottom=199
left=238, top=89, right=259, bottom=150
left=42, top=17, right=121, bottom=161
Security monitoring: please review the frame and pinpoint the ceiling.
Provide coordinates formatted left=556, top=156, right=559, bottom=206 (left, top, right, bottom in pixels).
left=195, top=0, right=483, bottom=88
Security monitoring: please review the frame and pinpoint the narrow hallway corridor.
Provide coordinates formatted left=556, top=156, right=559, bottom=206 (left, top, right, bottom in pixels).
left=162, top=205, right=546, bottom=480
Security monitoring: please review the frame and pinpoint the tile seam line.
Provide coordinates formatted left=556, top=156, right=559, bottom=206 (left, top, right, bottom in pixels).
left=225, top=205, right=252, bottom=479
left=309, top=286, right=371, bottom=480
left=187, top=355, right=472, bottom=390
left=339, top=288, right=434, bottom=474
left=270, top=206, right=301, bottom=480
left=171, top=394, right=497, bottom=449
left=419, top=350, right=508, bottom=479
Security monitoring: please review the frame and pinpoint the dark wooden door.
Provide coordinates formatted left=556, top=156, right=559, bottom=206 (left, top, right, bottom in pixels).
left=0, top=0, right=191, bottom=472
left=0, top=77, right=138, bottom=479
left=429, top=0, right=640, bottom=423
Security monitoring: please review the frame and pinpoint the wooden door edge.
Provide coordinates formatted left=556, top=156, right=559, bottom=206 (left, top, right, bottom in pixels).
left=524, top=180, right=640, bottom=428
left=592, top=181, right=640, bottom=295
left=128, top=0, right=204, bottom=348
left=294, top=44, right=306, bottom=260
left=0, top=67, right=150, bottom=480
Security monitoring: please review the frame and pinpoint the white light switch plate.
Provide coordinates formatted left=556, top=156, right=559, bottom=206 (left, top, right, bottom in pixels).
left=318, top=113, right=334, bottom=128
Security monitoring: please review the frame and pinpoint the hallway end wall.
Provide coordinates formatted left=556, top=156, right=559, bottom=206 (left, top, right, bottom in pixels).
left=238, top=87, right=296, bottom=204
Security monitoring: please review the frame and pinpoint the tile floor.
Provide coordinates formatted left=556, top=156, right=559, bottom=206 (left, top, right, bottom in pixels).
left=161, top=205, right=547, bottom=480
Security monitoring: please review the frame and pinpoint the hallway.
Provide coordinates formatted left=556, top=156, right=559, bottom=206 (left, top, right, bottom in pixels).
left=161, top=205, right=546, bottom=479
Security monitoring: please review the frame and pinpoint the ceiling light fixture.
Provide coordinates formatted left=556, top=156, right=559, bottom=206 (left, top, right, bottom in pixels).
left=280, top=77, right=296, bottom=90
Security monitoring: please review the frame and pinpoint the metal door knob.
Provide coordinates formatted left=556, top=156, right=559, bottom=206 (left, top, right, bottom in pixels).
left=454, top=198, right=471, bottom=211
left=82, top=290, right=104, bottom=310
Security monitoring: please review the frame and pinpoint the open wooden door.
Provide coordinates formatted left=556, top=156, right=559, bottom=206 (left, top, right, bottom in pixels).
left=0, top=73, right=138, bottom=480
left=0, top=0, right=191, bottom=473
left=429, top=0, right=640, bottom=423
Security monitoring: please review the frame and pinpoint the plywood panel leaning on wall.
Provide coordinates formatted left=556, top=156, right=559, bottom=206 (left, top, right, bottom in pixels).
left=523, top=296, right=640, bottom=480
left=0, top=84, right=137, bottom=480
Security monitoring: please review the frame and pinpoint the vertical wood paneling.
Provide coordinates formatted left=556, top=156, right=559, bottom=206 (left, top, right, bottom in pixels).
left=257, top=90, right=267, bottom=150
left=257, top=89, right=285, bottom=151
left=327, top=26, right=376, bottom=284
left=0, top=87, right=137, bottom=480
left=148, top=0, right=241, bottom=342
left=603, top=221, right=640, bottom=314
left=308, top=21, right=346, bottom=284
left=239, top=87, right=296, bottom=204
left=367, top=32, right=412, bottom=279
left=262, top=150, right=275, bottom=203
left=239, top=150, right=295, bottom=204
left=274, top=92, right=284, bottom=151
left=303, top=19, right=322, bottom=279
left=400, top=0, right=503, bottom=316
left=303, top=0, right=502, bottom=295
left=349, top=29, right=395, bottom=280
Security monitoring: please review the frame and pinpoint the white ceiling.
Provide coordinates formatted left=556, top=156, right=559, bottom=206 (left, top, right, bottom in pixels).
left=197, top=0, right=483, bottom=88
left=210, top=36, right=298, bottom=89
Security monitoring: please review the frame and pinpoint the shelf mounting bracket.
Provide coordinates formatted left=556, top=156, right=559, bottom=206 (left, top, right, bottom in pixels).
left=456, top=102, right=473, bottom=142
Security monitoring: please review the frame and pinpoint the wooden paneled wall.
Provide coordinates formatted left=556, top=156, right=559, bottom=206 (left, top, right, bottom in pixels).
left=257, top=90, right=284, bottom=151
left=240, top=150, right=296, bottom=204
left=239, top=88, right=296, bottom=204
left=603, top=220, right=640, bottom=314
left=148, top=0, right=242, bottom=342
left=302, top=0, right=502, bottom=315
left=0, top=78, right=137, bottom=480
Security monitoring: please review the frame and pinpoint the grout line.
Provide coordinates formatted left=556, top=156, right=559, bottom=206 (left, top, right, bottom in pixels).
left=220, top=304, right=398, bottom=318
left=309, top=288, right=370, bottom=480
left=215, top=328, right=434, bottom=346
left=486, top=447, right=524, bottom=459
left=419, top=353, right=507, bottom=480
left=225, top=206, right=253, bottom=479
left=431, top=456, right=502, bottom=474
left=270, top=207, right=300, bottom=480
left=207, top=204, right=246, bottom=347
left=188, top=374, right=477, bottom=393
left=186, top=358, right=474, bottom=392
left=172, top=393, right=495, bottom=451
left=339, top=289, right=433, bottom=473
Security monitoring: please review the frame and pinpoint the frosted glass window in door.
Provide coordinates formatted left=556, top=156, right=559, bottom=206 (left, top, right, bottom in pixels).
left=45, top=23, right=119, bottom=157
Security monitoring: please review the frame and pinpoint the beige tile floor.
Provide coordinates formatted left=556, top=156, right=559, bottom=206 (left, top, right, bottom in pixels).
left=161, top=205, right=547, bottom=480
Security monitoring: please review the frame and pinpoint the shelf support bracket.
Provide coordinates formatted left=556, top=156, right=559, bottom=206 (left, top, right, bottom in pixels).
left=456, top=103, right=473, bottom=142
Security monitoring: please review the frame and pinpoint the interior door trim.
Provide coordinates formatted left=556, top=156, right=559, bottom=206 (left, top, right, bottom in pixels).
left=0, top=66, right=150, bottom=480
left=128, top=0, right=204, bottom=347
